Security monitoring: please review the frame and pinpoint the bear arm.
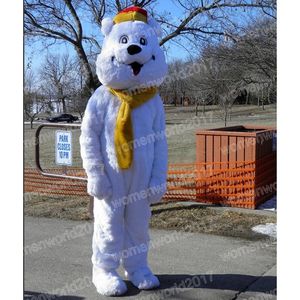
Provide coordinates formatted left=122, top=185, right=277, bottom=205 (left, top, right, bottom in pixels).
left=80, top=89, right=108, bottom=178
left=149, top=96, right=168, bottom=197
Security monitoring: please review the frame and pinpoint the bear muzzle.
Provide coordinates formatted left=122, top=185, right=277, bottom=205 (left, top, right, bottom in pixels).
left=127, top=45, right=142, bottom=55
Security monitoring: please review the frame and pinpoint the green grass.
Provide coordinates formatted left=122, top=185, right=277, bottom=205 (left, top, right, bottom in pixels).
left=25, top=127, right=82, bottom=169
left=25, top=104, right=276, bottom=166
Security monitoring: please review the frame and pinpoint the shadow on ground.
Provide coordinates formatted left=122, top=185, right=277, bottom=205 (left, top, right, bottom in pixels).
left=24, top=291, right=85, bottom=299
left=157, top=274, right=276, bottom=293
left=24, top=274, right=276, bottom=299
left=126, top=273, right=276, bottom=297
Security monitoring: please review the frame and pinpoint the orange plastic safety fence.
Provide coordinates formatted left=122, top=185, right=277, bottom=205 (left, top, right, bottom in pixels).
left=24, top=168, right=88, bottom=197
left=24, top=153, right=276, bottom=209
left=164, top=153, right=276, bottom=209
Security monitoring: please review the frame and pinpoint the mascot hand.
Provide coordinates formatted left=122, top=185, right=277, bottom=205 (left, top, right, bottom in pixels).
left=148, top=179, right=167, bottom=204
left=87, top=174, right=113, bottom=200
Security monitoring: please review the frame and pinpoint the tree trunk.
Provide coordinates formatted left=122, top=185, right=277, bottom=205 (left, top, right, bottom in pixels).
left=224, top=109, right=228, bottom=127
left=75, top=44, right=100, bottom=94
left=61, top=98, right=67, bottom=113
left=80, top=112, right=84, bottom=120
left=261, top=89, right=265, bottom=110
left=246, top=91, right=249, bottom=105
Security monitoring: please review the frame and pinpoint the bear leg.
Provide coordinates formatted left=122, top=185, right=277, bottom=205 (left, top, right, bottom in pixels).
left=92, top=197, right=127, bottom=295
left=125, top=266, right=160, bottom=290
left=92, top=266, right=127, bottom=296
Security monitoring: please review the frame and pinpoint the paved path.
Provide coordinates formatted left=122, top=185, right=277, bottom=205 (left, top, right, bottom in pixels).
left=25, top=217, right=276, bottom=300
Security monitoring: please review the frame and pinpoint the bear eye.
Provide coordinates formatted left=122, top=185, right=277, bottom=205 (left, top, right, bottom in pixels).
left=140, top=37, right=147, bottom=45
left=120, top=35, right=129, bottom=44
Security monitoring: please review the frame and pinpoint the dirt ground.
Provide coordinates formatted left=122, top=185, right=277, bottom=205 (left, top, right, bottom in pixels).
left=25, top=194, right=276, bottom=240
left=150, top=202, right=276, bottom=240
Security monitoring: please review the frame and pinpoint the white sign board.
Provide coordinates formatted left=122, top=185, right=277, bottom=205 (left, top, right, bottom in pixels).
left=55, top=131, right=72, bottom=166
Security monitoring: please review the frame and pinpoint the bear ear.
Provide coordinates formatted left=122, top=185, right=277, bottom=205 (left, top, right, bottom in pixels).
left=148, top=15, right=163, bottom=38
left=101, top=17, right=114, bottom=36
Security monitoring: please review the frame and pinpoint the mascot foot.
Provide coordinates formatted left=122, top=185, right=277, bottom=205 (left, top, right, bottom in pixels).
left=125, top=267, right=160, bottom=290
left=93, top=267, right=127, bottom=296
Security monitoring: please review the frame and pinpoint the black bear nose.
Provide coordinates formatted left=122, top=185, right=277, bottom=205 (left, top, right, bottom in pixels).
left=127, top=45, right=142, bottom=55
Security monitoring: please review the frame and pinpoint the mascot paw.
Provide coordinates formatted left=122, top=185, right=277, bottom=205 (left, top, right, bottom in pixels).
left=93, top=268, right=127, bottom=296
left=87, top=175, right=113, bottom=200
left=148, top=180, right=167, bottom=204
left=125, top=267, right=160, bottom=290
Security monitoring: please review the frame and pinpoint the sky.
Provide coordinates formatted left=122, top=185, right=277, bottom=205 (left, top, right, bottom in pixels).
left=25, top=0, right=190, bottom=72
left=25, top=0, right=264, bottom=72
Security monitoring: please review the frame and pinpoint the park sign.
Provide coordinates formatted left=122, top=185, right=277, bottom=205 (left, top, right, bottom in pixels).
left=55, top=130, right=72, bottom=166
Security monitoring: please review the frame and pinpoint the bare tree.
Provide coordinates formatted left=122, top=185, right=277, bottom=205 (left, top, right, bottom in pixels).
left=24, top=69, right=48, bottom=128
left=39, top=54, right=76, bottom=113
left=71, top=84, right=90, bottom=120
left=194, top=92, right=213, bottom=116
left=218, top=89, right=238, bottom=126
left=158, top=0, right=276, bottom=48
left=24, top=94, right=49, bottom=129
left=204, top=17, right=276, bottom=104
left=25, top=0, right=276, bottom=96
left=161, top=60, right=192, bottom=106
left=24, top=0, right=101, bottom=93
left=178, top=16, right=276, bottom=120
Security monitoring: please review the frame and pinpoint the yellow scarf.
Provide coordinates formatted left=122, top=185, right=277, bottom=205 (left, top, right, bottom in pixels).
left=109, top=87, right=158, bottom=169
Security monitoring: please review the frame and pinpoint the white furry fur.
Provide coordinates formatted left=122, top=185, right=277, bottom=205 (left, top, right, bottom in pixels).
left=125, top=267, right=160, bottom=290
left=80, top=12, right=168, bottom=296
left=92, top=266, right=128, bottom=296
left=96, top=19, right=167, bottom=90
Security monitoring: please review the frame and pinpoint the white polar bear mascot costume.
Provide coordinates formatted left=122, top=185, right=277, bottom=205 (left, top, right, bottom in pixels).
left=80, top=6, right=168, bottom=296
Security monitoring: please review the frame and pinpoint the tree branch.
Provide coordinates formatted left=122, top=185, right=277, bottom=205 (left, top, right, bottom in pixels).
left=160, top=0, right=275, bottom=46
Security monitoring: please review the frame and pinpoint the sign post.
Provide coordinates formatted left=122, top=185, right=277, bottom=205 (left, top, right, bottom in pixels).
left=55, top=130, right=72, bottom=168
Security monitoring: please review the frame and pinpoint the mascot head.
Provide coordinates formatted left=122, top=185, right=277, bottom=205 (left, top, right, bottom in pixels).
left=96, top=6, right=168, bottom=90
